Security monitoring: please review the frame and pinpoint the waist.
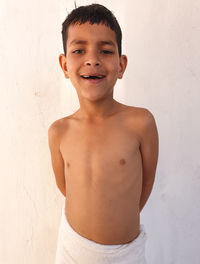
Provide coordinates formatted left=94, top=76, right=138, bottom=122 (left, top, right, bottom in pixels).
left=65, top=199, right=140, bottom=245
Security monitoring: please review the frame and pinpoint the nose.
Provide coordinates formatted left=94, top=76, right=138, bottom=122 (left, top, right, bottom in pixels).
left=86, top=61, right=100, bottom=66
left=84, top=52, right=100, bottom=67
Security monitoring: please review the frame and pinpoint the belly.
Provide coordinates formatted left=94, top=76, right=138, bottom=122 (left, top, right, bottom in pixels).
left=65, top=169, right=142, bottom=244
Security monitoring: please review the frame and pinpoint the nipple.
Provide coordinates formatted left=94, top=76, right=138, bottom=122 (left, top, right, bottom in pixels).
left=119, top=158, right=126, bottom=165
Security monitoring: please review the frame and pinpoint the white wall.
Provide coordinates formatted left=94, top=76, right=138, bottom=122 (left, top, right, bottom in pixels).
left=0, top=0, right=199, bottom=263
left=0, top=1, right=65, bottom=263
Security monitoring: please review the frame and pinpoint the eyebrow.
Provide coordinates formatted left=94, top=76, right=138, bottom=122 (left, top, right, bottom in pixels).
left=69, top=40, right=115, bottom=47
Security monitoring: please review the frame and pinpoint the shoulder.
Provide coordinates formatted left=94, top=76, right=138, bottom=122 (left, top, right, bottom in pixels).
left=125, top=106, right=155, bottom=125
left=48, top=116, right=71, bottom=141
left=48, top=115, right=72, bottom=131
left=125, top=106, right=158, bottom=142
left=48, top=120, right=62, bottom=148
left=135, top=107, right=156, bottom=128
left=48, top=119, right=62, bottom=140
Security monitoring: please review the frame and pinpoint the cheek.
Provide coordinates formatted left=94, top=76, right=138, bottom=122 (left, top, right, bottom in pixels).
left=106, top=58, right=120, bottom=73
left=66, top=60, right=77, bottom=74
left=109, top=65, right=120, bottom=76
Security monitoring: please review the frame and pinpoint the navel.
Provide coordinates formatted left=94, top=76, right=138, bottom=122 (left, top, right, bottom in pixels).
left=66, top=162, right=70, bottom=168
left=119, top=158, right=126, bottom=165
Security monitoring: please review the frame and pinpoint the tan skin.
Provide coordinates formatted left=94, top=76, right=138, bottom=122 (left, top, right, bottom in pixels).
left=48, top=22, right=159, bottom=245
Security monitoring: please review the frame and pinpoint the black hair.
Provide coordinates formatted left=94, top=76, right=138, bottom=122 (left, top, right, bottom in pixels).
left=61, top=3, right=122, bottom=56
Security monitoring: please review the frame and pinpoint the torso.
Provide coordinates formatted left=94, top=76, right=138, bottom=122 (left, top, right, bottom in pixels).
left=58, top=104, right=145, bottom=245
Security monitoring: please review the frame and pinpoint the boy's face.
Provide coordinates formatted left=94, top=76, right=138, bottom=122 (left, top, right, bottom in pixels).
left=59, top=22, right=127, bottom=101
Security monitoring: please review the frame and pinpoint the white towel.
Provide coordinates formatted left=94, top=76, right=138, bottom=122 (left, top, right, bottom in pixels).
left=55, top=205, right=147, bottom=264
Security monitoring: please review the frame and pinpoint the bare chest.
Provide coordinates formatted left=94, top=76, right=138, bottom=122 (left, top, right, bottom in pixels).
left=60, top=123, right=142, bottom=196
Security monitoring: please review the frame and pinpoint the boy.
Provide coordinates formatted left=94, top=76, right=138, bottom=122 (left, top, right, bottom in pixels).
left=48, top=3, right=159, bottom=264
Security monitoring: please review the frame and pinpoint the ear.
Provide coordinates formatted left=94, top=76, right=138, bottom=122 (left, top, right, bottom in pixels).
left=59, top=54, right=69, bottom=79
left=118, top=55, right=128, bottom=79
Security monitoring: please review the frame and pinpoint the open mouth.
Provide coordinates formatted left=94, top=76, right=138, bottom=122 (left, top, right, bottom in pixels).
left=80, top=75, right=105, bottom=79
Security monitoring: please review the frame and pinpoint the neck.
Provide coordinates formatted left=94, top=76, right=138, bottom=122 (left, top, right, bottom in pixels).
left=75, top=97, right=121, bottom=122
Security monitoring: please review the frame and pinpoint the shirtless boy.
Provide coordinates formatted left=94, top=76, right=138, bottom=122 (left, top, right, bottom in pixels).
left=48, top=3, right=159, bottom=264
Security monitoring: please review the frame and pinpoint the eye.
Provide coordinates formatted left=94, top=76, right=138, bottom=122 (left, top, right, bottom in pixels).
left=72, top=49, right=84, bottom=54
left=102, top=50, right=113, bottom=54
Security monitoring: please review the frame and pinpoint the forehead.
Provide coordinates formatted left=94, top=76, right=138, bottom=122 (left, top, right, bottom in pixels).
left=66, top=22, right=117, bottom=47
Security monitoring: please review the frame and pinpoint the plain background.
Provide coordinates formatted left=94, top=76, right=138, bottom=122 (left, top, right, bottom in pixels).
left=0, top=0, right=200, bottom=263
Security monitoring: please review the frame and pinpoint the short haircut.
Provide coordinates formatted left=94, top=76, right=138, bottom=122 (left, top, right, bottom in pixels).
left=61, top=3, right=122, bottom=56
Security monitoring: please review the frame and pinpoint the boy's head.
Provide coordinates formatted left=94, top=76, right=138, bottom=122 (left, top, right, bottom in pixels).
left=61, top=3, right=122, bottom=57
left=59, top=3, right=127, bottom=103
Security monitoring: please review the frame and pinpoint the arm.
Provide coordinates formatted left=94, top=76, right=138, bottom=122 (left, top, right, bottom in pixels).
left=48, top=122, right=66, bottom=197
left=139, top=110, right=159, bottom=212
